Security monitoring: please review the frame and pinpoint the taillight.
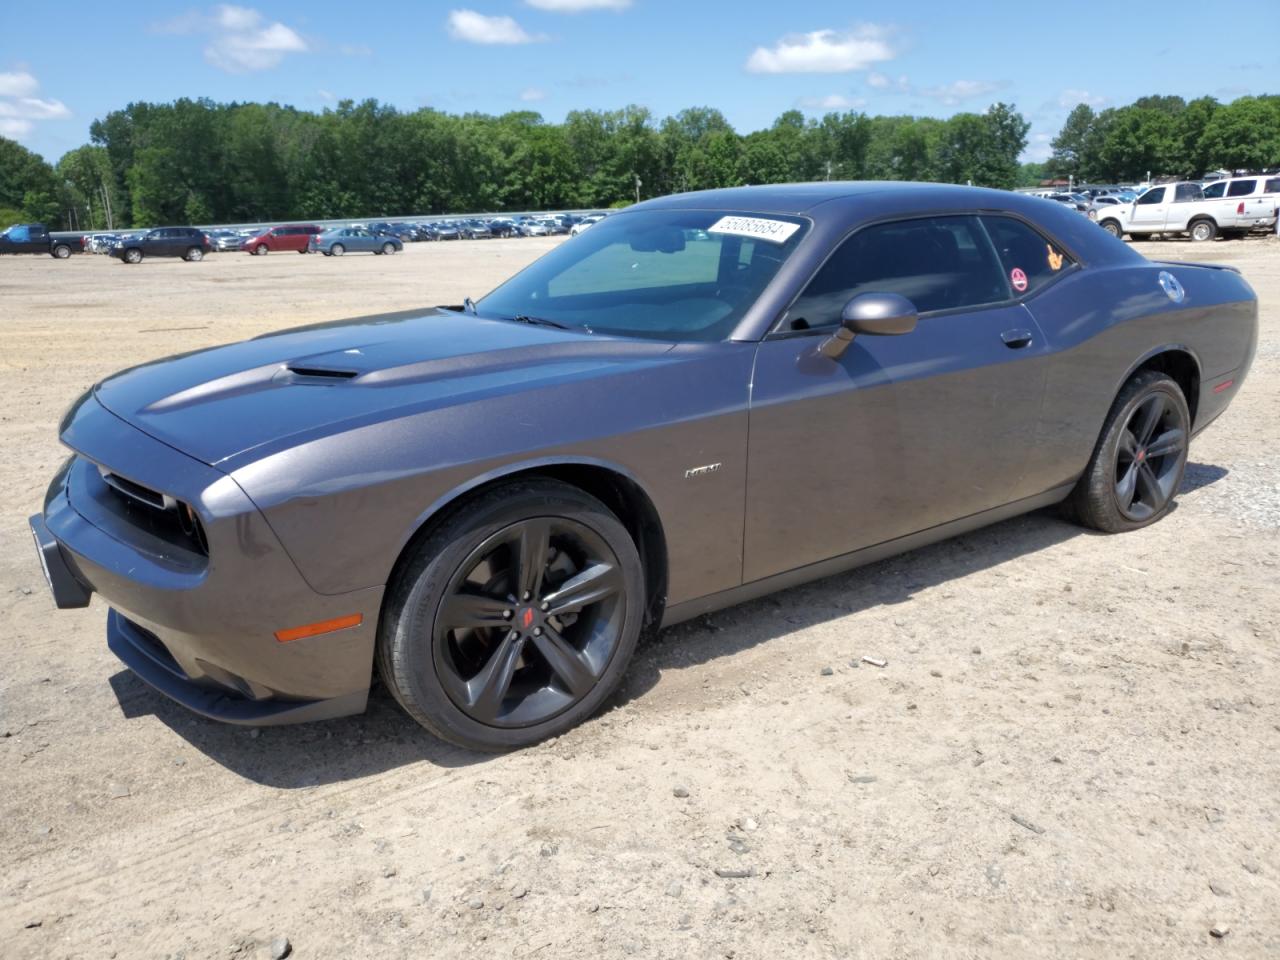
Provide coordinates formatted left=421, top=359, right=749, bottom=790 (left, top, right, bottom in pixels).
left=1237, top=202, right=1245, bottom=214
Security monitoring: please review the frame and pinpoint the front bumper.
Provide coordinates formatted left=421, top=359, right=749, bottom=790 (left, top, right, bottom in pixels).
left=37, top=394, right=382, bottom=725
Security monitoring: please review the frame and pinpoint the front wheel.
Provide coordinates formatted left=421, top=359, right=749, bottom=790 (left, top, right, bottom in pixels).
left=382, top=242, right=396, bottom=255
left=256, top=244, right=269, bottom=255
left=376, top=480, right=645, bottom=751
left=330, top=243, right=345, bottom=257
left=1066, top=371, right=1190, bottom=533
left=1189, top=219, right=1217, bottom=242
left=123, top=248, right=142, bottom=264
left=1099, top=219, right=1123, bottom=238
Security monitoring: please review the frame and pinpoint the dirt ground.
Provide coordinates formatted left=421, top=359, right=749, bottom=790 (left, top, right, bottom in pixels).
left=1, top=234, right=1277, bottom=960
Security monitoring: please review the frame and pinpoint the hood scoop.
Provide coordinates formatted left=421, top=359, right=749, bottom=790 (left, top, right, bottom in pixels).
left=286, top=365, right=359, bottom=381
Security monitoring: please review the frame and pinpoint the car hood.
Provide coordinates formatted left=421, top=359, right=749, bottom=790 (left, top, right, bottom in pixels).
left=93, top=310, right=676, bottom=468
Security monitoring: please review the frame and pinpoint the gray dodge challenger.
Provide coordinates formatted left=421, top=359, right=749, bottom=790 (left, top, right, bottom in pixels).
left=30, top=183, right=1257, bottom=750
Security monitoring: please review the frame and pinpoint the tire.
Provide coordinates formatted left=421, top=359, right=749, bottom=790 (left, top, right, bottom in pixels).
left=382, top=242, right=396, bottom=255
left=330, top=243, right=345, bottom=257
left=185, top=247, right=203, bottom=261
left=123, top=248, right=142, bottom=264
left=1099, top=219, right=1123, bottom=238
left=376, top=479, right=645, bottom=751
left=256, top=243, right=269, bottom=255
left=1189, top=219, right=1217, bottom=242
left=1066, top=370, right=1190, bottom=533
left=52, top=244, right=71, bottom=259
left=298, top=249, right=308, bottom=254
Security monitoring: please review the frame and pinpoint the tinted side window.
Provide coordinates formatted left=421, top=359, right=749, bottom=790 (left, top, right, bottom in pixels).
left=786, top=215, right=1006, bottom=326
left=1137, top=187, right=1166, bottom=205
left=1226, top=179, right=1258, bottom=197
left=1202, top=181, right=1226, bottom=199
left=982, top=217, right=1074, bottom=296
left=1174, top=183, right=1203, bottom=202
left=1266, top=178, right=1280, bottom=194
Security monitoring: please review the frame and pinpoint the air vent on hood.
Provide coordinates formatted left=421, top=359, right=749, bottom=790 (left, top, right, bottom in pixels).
left=286, top=365, right=359, bottom=381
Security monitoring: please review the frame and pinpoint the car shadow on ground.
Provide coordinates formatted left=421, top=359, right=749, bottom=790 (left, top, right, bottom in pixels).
left=107, top=464, right=1228, bottom=785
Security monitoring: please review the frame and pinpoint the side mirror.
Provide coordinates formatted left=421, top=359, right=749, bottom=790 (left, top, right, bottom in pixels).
left=818, top=293, right=918, bottom=359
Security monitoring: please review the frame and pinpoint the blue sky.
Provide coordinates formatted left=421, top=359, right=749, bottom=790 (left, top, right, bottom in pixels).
left=2, top=1, right=1274, bottom=164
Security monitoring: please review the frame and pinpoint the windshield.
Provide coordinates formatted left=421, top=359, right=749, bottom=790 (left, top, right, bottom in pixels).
left=476, top=209, right=809, bottom=341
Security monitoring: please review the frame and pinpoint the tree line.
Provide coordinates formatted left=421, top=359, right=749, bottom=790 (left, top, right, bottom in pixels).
left=1046, top=94, right=1280, bottom=184
left=1, top=92, right=1275, bottom=232
left=2, top=98, right=1029, bottom=230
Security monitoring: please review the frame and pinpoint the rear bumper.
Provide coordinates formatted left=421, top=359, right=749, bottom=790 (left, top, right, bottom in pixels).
left=37, top=395, right=382, bottom=725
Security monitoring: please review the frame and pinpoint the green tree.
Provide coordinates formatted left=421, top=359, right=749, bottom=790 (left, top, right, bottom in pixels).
left=1199, top=96, right=1280, bottom=171
left=1048, top=104, right=1095, bottom=180
left=0, top=135, right=62, bottom=226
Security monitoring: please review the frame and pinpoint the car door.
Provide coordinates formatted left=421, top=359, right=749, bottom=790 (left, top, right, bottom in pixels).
left=1129, top=186, right=1169, bottom=231
left=743, top=214, right=1050, bottom=583
left=142, top=229, right=168, bottom=256
left=1165, top=182, right=1205, bottom=230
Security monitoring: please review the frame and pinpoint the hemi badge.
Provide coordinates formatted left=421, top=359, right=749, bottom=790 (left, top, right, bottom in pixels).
left=684, top=463, right=722, bottom=479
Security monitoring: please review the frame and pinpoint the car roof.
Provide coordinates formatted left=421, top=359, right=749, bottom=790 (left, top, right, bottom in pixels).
left=636, top=180, right=1146, bottom=267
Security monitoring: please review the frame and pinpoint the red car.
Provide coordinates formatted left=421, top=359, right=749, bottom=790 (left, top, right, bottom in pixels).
left=242, top=225, right=322, bottom=255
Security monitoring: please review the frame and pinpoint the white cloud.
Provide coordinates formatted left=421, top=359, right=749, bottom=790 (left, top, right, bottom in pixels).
left=0, top=71, right=39, bottom=98
left=318, top=88, right=336, bottom=101
left=1023, top=131, right=1054, bottom=163
left=866, top=71, right=890, bottom=89
left=448, top=9, right=545, bottom=44
left=798, top=93, right=867, bottom=111
left=520, top=87, right=547, bottom=102
left=0, top=72, right=70, bottom=142
left=155, top=5, right=307, bottom=73
left=1057, top=88, right=1108, bottom=109
left=745, top=26, right=893, bottom=74
left=916, top=79, right=999, bottom=105
left=525, top=0, right=629, bottom=9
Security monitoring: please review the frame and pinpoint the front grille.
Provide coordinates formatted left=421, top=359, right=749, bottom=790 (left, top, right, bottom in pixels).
left=100, top=469, right=174, bottom=511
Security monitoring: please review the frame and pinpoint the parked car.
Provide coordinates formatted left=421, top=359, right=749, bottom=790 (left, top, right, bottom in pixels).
left=459, top=220, right=493, bottom=240
left=1196, top=175, right=1280, bottom=237
left=30, top=183, right=1256, bottom=750
left=242, top=225, right=322, bottom=255
left=85, top=234, right=122, bottom=254
left=309, top=227, right=403, bottom=256
left=431, top=222, right=462, bottom=241
left=569, top=214, right=606, bottom=236
left=487, top=219, right=519, bottom=238
left=110, top=227, right=212, bottom=263
left=207, top=229, right=245, bottom=252
left=367, top=222, right=417, bottom=243
left=513, top=218, right=548, bottom=237
left=0, top=223, right=84, bottom=258
left=1095, top=181, right=1278, bottom=240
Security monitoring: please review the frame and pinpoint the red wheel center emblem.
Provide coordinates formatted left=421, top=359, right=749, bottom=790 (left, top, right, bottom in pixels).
left=1136, top=450, right=1146, bottom=462
left=521, top=608, right=535, bottom=629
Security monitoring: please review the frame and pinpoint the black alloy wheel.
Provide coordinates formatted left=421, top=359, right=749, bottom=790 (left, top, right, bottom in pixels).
left=1066, top=370, right=1190, bottom=532
left=377, top=480, right=644, bottom=751
left=433, top=516, right=624, bottom=727
left=1112, top=392, right=1186, bottom=522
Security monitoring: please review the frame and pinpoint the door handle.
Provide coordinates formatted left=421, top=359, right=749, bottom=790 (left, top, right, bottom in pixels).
left=1001, top=329, right=1034, bottom=349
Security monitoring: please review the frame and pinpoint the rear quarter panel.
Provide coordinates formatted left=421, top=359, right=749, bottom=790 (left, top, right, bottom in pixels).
left=1020, top=260, right=1257, bottom=495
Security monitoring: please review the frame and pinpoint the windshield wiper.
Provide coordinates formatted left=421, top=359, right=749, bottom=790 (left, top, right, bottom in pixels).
left=509, top=313, right=570, bottom=330
left=463, top=297, right=477, bottom=315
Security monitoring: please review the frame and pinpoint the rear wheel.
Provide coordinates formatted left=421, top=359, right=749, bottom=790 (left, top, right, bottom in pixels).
left=376, top=480, right=644, bottom=751
left=185, top=247, right=203, bottom=261
left=1066, top=371, right=1190, bottom=533
left=52, top=244, right=71, bottom=259
left=331, top=243, right=345, bottom=257
left=1189, top=219, right=1217, bottom=242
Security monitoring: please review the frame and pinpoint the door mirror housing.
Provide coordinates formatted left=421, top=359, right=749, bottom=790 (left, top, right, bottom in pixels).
left=818, top=293, right=919, bottom=359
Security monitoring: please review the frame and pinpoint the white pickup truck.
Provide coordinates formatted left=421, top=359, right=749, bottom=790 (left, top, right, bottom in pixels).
left=1095, top=179, right=1278, bottom=241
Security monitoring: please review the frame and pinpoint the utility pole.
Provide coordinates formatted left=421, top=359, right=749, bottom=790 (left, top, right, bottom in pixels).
left=634, top=174, right=641, bottom=204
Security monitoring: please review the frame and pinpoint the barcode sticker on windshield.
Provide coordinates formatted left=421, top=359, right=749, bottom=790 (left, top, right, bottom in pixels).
left=707, top=216, right=800, bottom=244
